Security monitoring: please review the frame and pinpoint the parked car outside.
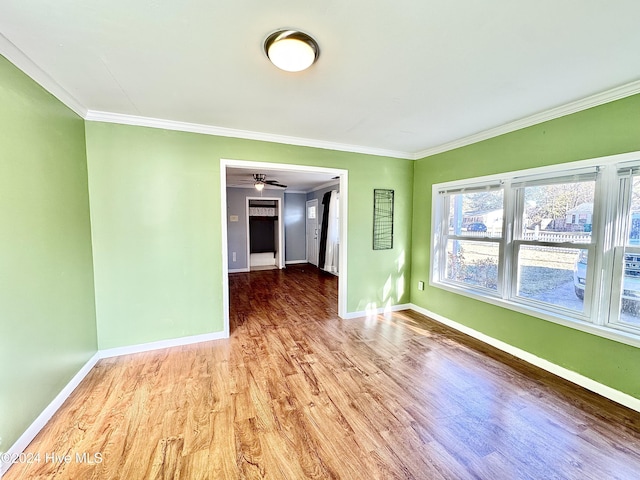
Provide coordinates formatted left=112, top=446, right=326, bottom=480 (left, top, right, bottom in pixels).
left=573, top=212, right=640, bottom=301
left=466, top=222, right=487, bottom=232
left=574, top=250, right=640, bottom=301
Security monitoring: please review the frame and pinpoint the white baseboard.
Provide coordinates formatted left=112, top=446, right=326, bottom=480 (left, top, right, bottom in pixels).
left=99, top=331, right=228, bottom=358
left=0, top=352, right=101, bottom=476
left=228, top=268, right=249, bottom=273
left=285, top=260, right=308, bottom=265
left=342, top=303, right=412, bottom=320
left=408, top=303, right=640, bottom=413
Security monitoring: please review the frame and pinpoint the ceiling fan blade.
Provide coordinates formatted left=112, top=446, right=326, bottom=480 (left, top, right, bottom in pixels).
left=265, top=180, right=287, bottom=188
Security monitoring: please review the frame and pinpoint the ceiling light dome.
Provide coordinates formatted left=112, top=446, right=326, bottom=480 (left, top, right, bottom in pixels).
left=264, top=29, right=319, bottom=72
left=254, top=173, right=266, bottom=191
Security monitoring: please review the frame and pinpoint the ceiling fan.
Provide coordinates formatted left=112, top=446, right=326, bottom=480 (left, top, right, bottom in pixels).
left=252, top=173, right=287, bottom=191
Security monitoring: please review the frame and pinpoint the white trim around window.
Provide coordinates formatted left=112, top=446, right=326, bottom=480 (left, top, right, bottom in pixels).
left=430, top=150, right=640, bottom=349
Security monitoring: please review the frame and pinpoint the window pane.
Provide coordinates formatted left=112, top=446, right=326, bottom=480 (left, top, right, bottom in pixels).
left=613, top=250, right=640, bottom=328
left=611, top=176, right=640, bottom=328
left=308, top=206, right=316, bottom=219
left=627, top=177, right=640, bottom=245
left=521, top=181, right=595, bottom=243
left=516, top=245, right=585, bottom=313
left=448, top=190, right=503, bottom=238
left=446, top=240, right=499, bottom=290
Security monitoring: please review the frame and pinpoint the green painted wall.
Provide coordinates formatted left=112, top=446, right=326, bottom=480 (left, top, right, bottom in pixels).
left=84, top=122, right=413, bottom=349
left=411, top=93, right=640, bottom=398
left=0, top=56, right=97, bottom=450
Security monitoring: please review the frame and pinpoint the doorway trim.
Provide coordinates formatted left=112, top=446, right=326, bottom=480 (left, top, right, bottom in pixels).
left=220, top=158, right=349, bottom=336
left=246, top=196, right=284, bottom=270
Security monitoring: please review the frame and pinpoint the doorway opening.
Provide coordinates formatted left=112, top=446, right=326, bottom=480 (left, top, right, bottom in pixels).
left=247, top=197, right=283, bottom=271
left=221, top=159, right=348, bottom=336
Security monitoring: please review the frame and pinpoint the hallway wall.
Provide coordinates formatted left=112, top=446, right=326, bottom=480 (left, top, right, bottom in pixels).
left=284, top=192, right=307, bottom=263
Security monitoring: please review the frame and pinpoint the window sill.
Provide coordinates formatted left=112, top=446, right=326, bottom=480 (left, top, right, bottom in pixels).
left=430, top=280, right=640, bottom=349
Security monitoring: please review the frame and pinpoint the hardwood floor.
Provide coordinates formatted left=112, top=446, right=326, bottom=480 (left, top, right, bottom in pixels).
left=5, top=264, right=640, bottom=479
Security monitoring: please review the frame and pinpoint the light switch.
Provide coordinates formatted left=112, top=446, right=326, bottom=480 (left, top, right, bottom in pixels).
left=230, top=215, right=239, bottom=222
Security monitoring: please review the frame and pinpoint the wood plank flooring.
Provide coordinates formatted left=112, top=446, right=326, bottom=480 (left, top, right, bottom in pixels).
left=5, top=264, right=640, bottom=479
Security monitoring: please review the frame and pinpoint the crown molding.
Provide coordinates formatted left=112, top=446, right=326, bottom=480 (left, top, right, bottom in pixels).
left=85, top=110, right=415, bottom=160
left=413, top=79, right=640, bottom=160
left=0, top=33, right=87, bottom=118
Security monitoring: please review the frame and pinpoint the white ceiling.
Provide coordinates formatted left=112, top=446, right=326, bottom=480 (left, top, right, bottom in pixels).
left=226, top=167, right=337, bottom=192
left=1, top=1, right=640, bottom=158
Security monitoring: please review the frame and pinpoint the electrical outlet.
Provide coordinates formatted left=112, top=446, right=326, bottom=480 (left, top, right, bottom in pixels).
left=232, top=252, right=236, bottom=262
left=418, top=281, right=425, bottom=291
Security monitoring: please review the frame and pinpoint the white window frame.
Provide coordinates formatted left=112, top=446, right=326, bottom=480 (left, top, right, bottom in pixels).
left=434, top=182, right=504, bottom=296
left=604, top=166, right=640, bottom=335
left=430, top=151, right=640, bottom=349
left=507, top=169, right=600, bottom=322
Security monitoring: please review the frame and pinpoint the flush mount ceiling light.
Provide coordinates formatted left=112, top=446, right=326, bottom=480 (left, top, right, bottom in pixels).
left=264, top=29, right=320, bottom=72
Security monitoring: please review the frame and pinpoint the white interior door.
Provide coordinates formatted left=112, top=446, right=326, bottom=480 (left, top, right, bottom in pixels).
left=306, top=199, right=319, bottom=266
